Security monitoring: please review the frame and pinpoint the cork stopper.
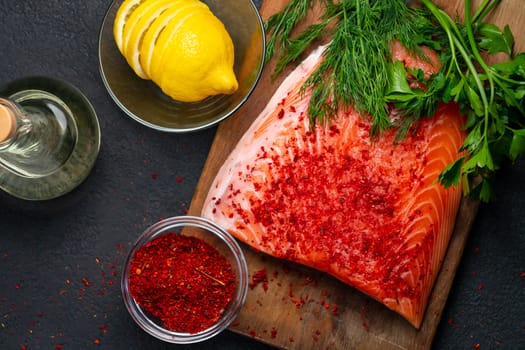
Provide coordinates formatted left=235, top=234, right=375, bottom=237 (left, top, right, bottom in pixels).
left=0, top=104, right=16, bottom=142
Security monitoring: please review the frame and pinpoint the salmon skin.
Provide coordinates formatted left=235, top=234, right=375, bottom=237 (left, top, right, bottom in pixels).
left=201, top=44, right=465, bottom=328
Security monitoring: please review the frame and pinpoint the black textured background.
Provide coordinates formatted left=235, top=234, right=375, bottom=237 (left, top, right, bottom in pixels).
left=0, top=0, right=523, bottom=349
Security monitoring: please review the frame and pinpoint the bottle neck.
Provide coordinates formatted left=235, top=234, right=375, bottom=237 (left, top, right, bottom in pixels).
left=0, top=98, right=32, bottom=149
left=0, top=92, right=77, bottom=178
left=0, top=101, right=18, bottom=144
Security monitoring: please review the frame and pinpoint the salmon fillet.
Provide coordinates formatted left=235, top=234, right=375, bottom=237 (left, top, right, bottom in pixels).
left=201, top=44, right=465, bottom=328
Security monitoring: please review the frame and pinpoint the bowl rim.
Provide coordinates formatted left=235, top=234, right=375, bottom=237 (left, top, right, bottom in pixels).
left=121, top=215, right=249, bottom=344
left=98, top=0, right=266, bottom=133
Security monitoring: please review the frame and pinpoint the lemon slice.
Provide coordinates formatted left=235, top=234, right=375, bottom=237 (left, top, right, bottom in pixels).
left=113, top=0, right=148, bottom=54
left=139, top=0, right=207, bottom=79
left=122, top=0, right=178, bottom=78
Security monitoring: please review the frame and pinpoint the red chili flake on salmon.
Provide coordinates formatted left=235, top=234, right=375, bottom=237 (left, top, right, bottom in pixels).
left=201, top=44, right=465, bottom=329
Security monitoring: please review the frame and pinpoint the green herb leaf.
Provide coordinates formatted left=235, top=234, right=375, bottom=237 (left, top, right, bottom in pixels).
left=386, top=61, right=414, bottom=97
left=438, top=157, right=465, bottom=187
left=478, top=23, right=514, bottom=55
left=509, top=133, right=525, bottom=160
left=464, top=83, right=485, bottom=117
left=470, top=177, right=495, bottom=202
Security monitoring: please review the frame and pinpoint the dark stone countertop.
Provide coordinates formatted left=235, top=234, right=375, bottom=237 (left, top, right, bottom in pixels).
left=0, top=0, right=523, bottom=349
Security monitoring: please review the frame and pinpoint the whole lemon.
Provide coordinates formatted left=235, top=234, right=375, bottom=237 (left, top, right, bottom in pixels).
left=155, top=11, right=238, bottom=102
left=113, top=0, right=238, bottom=102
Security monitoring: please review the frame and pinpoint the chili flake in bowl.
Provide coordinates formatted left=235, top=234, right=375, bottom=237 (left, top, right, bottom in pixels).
left=121, top=216, right=249, bottom=343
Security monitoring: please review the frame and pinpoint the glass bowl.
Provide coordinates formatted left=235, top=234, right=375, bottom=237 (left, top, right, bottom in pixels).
left=98, top=0, right=265, bottom=132
left=121, top=216, right=249, bottom=344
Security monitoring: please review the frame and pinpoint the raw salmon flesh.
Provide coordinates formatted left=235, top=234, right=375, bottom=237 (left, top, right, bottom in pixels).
left=201, top=43, right=465, bottom=328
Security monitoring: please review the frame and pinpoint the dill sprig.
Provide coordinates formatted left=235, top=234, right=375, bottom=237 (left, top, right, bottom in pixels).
left=266, top=0, right=431, bottom=133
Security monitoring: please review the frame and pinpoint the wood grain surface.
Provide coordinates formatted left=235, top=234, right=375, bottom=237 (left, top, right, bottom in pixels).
left=187, top=1, right=524, bottom=349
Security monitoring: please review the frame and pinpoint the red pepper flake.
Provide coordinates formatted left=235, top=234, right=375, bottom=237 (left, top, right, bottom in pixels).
left=81, top=278, right=91, bottom=287
left=151, top=172, right=158, bottom=179
left=176, top=176, right=183, bottom=183
left=277, top=109, right=285, bottom=119
left=519, top=272, right=525, bottom=278
left=270, top=327, right=277, bottom=339
left=474, top=343, right=481, bottom=349
left=313, top=329, right=321, bottom=342
left=361, top=317, right=370, bottom=332
left=14, top=283, right=20, bottom=289
left=360, top=305, right=370, bottom=332
left=20, top=346, right=27, bottom=350
left=93, top=338, right=101, bottom=345
left=128, top=233, right=236, bottom=334
left=476, top=283, right=484, bottom=291
left=249, top=268, right=268, bottom=291
left=55, top=345, right=63, bottom=350
left=474, top=247, right=480, bottom=253
left=289, top=335, right=295, bottom=343
left=447, top=318, right=462, bottom=328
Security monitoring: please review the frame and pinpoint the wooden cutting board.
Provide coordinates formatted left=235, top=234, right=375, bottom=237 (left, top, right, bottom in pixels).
left=187, top=1, right=525, bottom=349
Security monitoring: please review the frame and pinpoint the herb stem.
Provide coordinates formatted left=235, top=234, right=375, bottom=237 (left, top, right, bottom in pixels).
left=472, top=0, right=501, bottom=23
left=465, top=0, right=495, bottom=108
left=195, top=268, right=226, bottom=286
